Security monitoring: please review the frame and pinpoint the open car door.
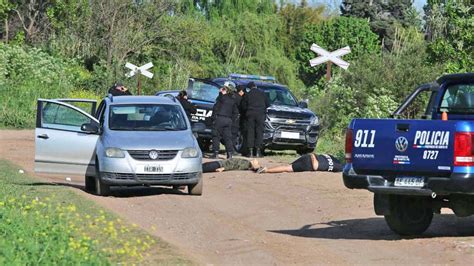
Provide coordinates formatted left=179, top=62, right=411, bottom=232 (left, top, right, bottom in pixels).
left=35, top=99, right=99, bottom=176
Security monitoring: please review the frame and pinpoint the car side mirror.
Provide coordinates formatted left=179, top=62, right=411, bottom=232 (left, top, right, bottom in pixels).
left=298, top=100, right=308, bottom=109
left=81, top=123, right=99, bottom=134
left=192, top=122, right=206, bottom=133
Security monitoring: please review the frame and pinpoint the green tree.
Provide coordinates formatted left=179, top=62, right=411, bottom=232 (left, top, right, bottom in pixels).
left=0, top=0, right=13, bottom=42
left=341, top=0, right=421, bottom=50
left=278, top=1, right=325, bottom=59
left=425, top=0, right=474, bottom=72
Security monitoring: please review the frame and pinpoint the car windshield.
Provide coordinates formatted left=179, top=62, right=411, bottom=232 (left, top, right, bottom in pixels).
left=261, top=86, right=298, bottom=106
left=440, top=83, right=474, bottom=113
left=109, top=104, right=187, bottom=131
left=187, top=80, right=220, bottom=102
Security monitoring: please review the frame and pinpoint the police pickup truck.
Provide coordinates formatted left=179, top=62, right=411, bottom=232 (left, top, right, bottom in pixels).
left=157, top=74, right=320, bottom=154
left=343, top=73, right=474, bottom=235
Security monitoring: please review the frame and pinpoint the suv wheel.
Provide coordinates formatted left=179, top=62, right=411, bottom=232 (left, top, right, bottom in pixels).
left=188, top=178, right=203, bottom=196
left=384, top=195, right=433, bottom=235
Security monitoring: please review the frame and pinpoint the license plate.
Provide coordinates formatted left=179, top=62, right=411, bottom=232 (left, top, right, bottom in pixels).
left=143, top=165, right=163, bottom=173
left=281, top=131, right=300, bottom=139
left=394, top=177, right=424, bottom=187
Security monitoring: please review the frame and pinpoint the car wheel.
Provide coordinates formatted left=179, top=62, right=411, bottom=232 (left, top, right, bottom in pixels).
left=95, top=174, right=111, bottom=196
left=384, top=195, right=433, bottom=235
left=94, top=159, right=110, bottom=196
left=188, top=178, right=203, bottom=196
left=85, top=176, right=96, bottom=192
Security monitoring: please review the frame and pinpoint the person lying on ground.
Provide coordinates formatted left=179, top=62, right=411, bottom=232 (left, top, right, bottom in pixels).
left=257, top=153, right=343, bottom=174
left=202, top=158, right=261, bottom=173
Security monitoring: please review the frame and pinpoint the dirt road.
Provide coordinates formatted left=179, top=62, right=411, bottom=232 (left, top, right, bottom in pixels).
left=2, top=130, right=474, bottom=264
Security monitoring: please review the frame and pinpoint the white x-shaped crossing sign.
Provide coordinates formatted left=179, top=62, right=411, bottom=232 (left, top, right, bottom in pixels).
left=125, top=62, right=154, bottom=79
left=309, top=44, right=351, bottom=70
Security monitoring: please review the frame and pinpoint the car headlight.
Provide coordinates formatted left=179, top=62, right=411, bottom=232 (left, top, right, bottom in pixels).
left=182, top=147, right=199, bottom=158
left=310, top=115, right=320, bottom=125
left=105, top=147, right=125, bottom=158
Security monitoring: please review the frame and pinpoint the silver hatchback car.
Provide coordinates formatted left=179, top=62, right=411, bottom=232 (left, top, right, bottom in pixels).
left=34, top=95, right=203, bottom=196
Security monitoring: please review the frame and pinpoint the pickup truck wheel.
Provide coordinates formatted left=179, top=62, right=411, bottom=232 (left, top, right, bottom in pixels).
left=85, top=176, right=96, bottom=192
left=384, top=195, right=433, bottom=235
left=188, top=178, right=203, bottom=196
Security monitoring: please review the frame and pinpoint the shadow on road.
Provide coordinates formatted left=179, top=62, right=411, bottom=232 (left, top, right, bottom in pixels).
left=20, top=182, right=188, bottom=197
left=108, top=186, right=188, bottom=198
left=269, top=215, right=474, bottom=240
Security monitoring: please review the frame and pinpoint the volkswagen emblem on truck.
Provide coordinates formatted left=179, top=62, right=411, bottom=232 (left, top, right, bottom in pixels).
left=395, top=137, right=408, bottom=152
left=149, top=150, right=159, bottom=160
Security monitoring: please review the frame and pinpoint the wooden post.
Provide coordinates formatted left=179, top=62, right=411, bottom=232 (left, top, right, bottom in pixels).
left=137, top=75, right=141, bottom=95
left=326, top=61, right=332, bottom=81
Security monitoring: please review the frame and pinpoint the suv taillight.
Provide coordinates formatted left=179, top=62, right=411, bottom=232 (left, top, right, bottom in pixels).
left=345, top=129, right=353, bottom=163
left=454, top=132, right=474, bottom=166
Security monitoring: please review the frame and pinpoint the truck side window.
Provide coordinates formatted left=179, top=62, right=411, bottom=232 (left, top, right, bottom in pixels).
left=440, top=84, right=474, bottom=113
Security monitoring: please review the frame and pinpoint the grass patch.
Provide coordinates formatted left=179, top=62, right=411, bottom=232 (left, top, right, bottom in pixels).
left=264, top=150, right=299, bottom=164
left=316, top=134, right=345, bottom=162
left=0, top=160, right=191, bottom=265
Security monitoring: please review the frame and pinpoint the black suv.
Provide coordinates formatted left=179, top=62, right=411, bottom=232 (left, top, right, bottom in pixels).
left=156, top=74, right=320, bottom=154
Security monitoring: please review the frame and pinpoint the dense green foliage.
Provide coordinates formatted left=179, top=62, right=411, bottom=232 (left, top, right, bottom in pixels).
left=424, top=0, right=473, bottom=72
left=341, top=0, right=421, bottom=50
left=0, top=0, right=471, bottom=155
left=0, top=43, right=84, bottom=127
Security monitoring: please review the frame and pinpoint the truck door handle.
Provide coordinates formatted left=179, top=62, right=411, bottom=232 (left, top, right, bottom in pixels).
left=37, top=134, right=49, bottom=139
left=396, top=123, right=410, bottom=132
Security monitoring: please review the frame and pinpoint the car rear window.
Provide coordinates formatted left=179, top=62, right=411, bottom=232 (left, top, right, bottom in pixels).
left=440, top=83, right=474, bottom=113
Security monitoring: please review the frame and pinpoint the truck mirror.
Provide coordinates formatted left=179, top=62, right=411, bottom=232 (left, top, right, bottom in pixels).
left=298, top=101, right=308, bottom=108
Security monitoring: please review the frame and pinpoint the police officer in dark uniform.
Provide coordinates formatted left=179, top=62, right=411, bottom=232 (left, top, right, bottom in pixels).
left=241, top=81, right=270, bottom=157
left=176, top=90, right=197, bottom=120
left=211, top=83, right=239, bottom=159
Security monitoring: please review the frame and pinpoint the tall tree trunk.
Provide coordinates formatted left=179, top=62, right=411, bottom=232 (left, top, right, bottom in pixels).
left=4, top=17, right=8, bottom=43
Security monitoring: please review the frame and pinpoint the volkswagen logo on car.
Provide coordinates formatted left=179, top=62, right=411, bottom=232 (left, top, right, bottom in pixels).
left=149, top=150, right=159, bottom=160
left=395, top=137, right=408, bottom=152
